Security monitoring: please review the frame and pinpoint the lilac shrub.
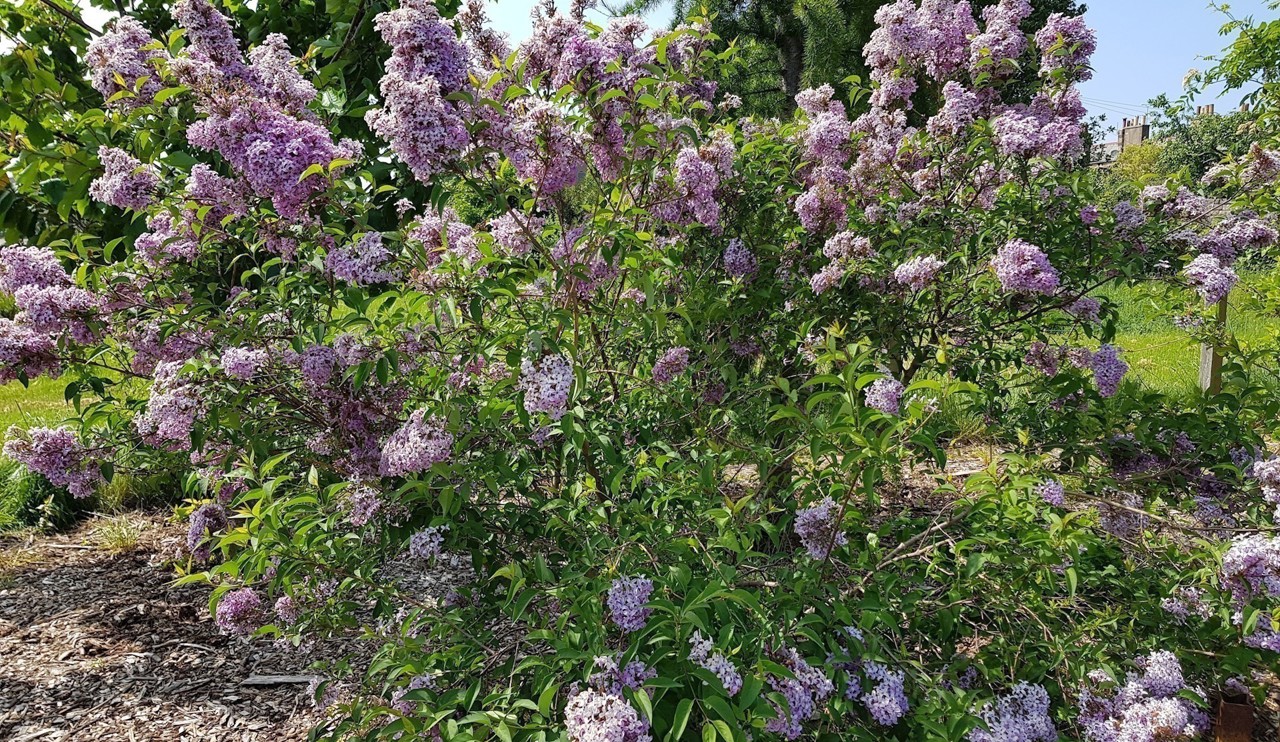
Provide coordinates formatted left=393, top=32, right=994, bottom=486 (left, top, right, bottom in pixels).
left=8, top=0, right=1280, bottom=739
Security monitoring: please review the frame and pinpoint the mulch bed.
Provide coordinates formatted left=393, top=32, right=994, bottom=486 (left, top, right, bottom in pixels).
left=0, top=514, right=323, bottom=741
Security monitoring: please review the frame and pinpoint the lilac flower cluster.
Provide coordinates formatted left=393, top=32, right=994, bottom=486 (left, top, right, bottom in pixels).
left=970, top=0, right=1031, bottom=80
left=764, top=646, right=835, bottom=739
left=3, top=427, right=102, bottom=498
left=412, top=207, right=482, bottom=269
left=326, top=233, right=398, bottom=285
left=992, top=240, right=1060, bottom=295
left=186, top=503, right=228, bottom=560
left=851, top=660, right=909, bottom=726
left=379, top=409, right=454, bottom=476
left=409, top=525, right=448, bottom=561
left=1220, top=534, right=1280, bottom=605
left=345, top=485, right=384, bottom=526
left=928, top=81, right=982, bottom=138
left=1036, top=479, right=1065, bottom=507
left=1183, top=253, right=1237, bottom=304
left=588, top=655, right=656, bottom=696
left=391, top=673, right=438, bottom=714
left=135, top=360, right=202, bottom=450
left=688, top=631, right=742, bottom=696
left=1090, top=345, right=1128, bottom=398
left=794, top=496, right=848, bottom=559
left=652, top=346, right=690, bottom=385
left=365, top=0, right=472, bottom=183
left=969, top=682, right=1056, bottom=742
left=1248, top=457, right=1280, bottom=517
left=1161, top=587, right=1211, bottom=623
left=172, top=0, right=249, bottom=78
left=89, top=147, right=159, bottom=212
left=894, top=255, right=946, bottom=291
left=247, top=34, right=317, bottom=114
left=866, top=377, right=905, bottom=415
left=1076, top=652, right=1209, bottom=742
left=490, top=212, right=545, bottom=257
left=220, top=346, right=266, bottom=380
left=215, top=587, right=263, bottom=635
left=274, top=594, right=300, bottom=624
left=85, top=18, right=166, bottom=107
left=521, top=353, right=573, bottom=420
left=563, top=687, right=651, bottom=742
left=1034, top=13, right=1097, bottom=82
left=722, top=239, right=757, bottom=279
left=1025, top=342, right=1064, bottom=377
left=606, top=575, right=653, bottom=633
left=1068, top=296, right=1102, bottom=323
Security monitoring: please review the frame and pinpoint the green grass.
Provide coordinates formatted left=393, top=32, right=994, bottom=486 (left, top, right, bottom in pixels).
left=1101, top=274, right=1280, bottom=400
left=0, top=377, right=72, bottom=438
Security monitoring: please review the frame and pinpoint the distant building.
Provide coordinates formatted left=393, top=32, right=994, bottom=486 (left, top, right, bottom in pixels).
left=1090, top=115, right=1150, bottom=168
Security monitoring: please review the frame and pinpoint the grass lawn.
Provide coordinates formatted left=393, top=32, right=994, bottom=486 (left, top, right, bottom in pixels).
left=1102, top=274, right=1280, bottom=399
left=0, top=377, right=72, bottom=439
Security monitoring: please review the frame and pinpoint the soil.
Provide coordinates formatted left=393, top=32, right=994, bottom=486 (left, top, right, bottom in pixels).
left=0, top=514, right=322, bottom=741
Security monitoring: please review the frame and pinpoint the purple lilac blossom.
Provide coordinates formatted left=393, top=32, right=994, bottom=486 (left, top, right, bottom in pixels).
left=794, top=496, right=847, bottom=559
left=379, top=409, right=454, bottom=476
left=521, top=354, right=573, bottom=420
left=3, top=427, right=103, bottom=498
left=89, top=147, right=159, bottom=211
left=1036, top=479, right=1065, bottom=507
left=589, top=655, right=656, bottom=696
left=894, top=255, right=945, bottom=290
left=722, top=238, right=758, bottom=279
left=186, top=502, right=228, bottom=560
left=326, top=232, right=398, bottom=285
left=1090, top=345, right=1128, bottom=398
left=85, top=18, right=166, bottom=107
left=1034, top=13, right=1096, bottom=81
left=215, top=587, right=263, bottom=635
left=688, top=631, right=742, bottom=695
left=220, top=346, right=266, bottom=380
left=652, top=347, right=690, bottom=384
left=992, top=239, right=1060, bottom=295
left=409, top=525, right=448, bottom=561
left=969, top=682, right=1056, bottom=742
left=866, top=377, right=905, bottom=415
left=606, top=575, right=653, bottom=633
left=1183, top=253, right=1237, bottom=304
left=563, top=687, right=650, bottom=742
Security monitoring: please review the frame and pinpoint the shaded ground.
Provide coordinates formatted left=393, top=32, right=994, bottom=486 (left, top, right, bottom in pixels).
left=0, top=514, right=322, bottom=741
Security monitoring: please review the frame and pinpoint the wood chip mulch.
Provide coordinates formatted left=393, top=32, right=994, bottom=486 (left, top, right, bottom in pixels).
left=0, top=514, right=323, bottom=741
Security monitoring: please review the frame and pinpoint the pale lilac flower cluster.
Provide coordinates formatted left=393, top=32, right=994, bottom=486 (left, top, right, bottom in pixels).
left=345, top=485, right=384, bottom=526
left=991, top=93, right=1085, bottom=161
left=764, top=646, right=835, bottom=739
left=409, top=525, right=448, bottom=561
left=508, top=101, right=586, bottom=197
left=274, top=594, right=300, bottom=624
left=365, top=0, right=472, bottom=183
left=85, top=17, right=166, bottom=107
left=491, top=212, right=545, bottom=257
left=1024, top=342, right=1064, bottom=377
left=1035, top=13, right=1097, bottom=82
left=1112, top=201, right=1145, bottom=231
left=652, top=346, right=690, bottom=384
left=796, top=84, right=852, bottom=165
left=220, top=346, right=266, bottom=380
left=1090, top=345, right=1128, bottom=398
left=1036, top=479, right=1065, bottom=506
left=1161, top=587, right=1211, bottom=623
left=722, top=239, right=757, bottom=279
left=688, top=630, right=742, bottom=696
left=3, top=427, right=102, bottom=498
left=563, top=687, right=651, bottom=742
left=0, top=245, right=98, bottom=349
left=327, top=232, right=398, bottom=285
left=1220, top=534, right=1280, bottom=605
left=992, top=240, right=1060, bottom=295
left=928, top=81, right=982, bottom=138
left=659, top=138, right=734, bottom=230
left=794, top=496, right=847, bottom=559
left=970, top=0, right=1032, bottom=79
left=1076, top=652, right=1209, bottom=742
left=1183, top=253, right=1237, bottom=304
left=521, top=354, right=573, bottom=420
left=186, top=502, right=228, bottom=560
left=411, top=208, right=481, bottom=267
left=866, top=377, right=905, bottom=415
left=135, top=360, right=202, bottom=449
left=89, top=147, right=159, bottom=211
left=215, top=587, right=263, bottom=635
left=852, top=660, right=909, bottom=726
left=247, top=34, right=317, bottom=114
left=968, top=682, right=1056, bottom=742
left=1068, top=296, right=1102, bottom=323
left=173, top=0, right=248, bottom=78
left=894, top=255, right=945, bottom=291
left=606, top=575, right=653, bottom=633
left=1080, top=205, right=1099, bottom=224
left=824, top=231, right=876, bottom=262
left=810, top=261, right=845, bottom=295
left=1248, top=457, right=1280, bottom=515
left=589, top=655, right=656, bottom=696
left=379, top=409, right=454, bottom=476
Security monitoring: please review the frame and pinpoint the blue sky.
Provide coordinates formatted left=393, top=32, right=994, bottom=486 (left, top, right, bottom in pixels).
left=1077, top=0, right=1275, bottom=130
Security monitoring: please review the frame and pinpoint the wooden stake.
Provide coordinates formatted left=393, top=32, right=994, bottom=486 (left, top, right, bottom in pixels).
left=1200, top=297, right=1228, bottom=395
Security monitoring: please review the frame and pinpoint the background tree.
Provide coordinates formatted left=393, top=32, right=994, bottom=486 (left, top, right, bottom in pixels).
left=1146, top=93, right=1262, bottom=181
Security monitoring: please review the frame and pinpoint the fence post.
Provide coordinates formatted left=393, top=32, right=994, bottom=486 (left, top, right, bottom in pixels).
left=1199, top=297, right=1228, bottom=395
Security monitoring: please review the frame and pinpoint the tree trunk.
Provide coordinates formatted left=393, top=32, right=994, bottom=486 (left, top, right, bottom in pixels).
left=778, top=30, right=804, bottom=112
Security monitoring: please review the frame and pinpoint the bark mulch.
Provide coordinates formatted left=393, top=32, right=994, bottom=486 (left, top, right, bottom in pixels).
left=0, top=514, right=322, bottom=742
